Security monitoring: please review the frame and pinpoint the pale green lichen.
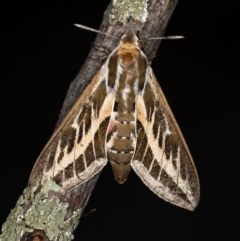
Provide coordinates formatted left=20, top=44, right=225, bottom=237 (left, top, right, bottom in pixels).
left=109, top=0, right=148, bottom=24
left=0, top=178, right=82, bottom=241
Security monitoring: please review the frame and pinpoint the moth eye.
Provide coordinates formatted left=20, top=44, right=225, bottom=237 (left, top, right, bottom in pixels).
left=122, top=53, right=133, bottom=64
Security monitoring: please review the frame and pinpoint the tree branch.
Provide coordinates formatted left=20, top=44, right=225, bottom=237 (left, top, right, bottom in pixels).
left=0, top=1, right=179, bottom=240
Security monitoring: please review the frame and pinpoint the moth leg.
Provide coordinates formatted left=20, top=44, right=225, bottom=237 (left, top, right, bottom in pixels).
left=91, top=44, right=111, bottom=63
left=92, top=44, right=110, bottom=55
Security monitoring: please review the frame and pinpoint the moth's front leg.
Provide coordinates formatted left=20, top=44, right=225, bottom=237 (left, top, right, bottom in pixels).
left=92, top=44, right=111, bottom=63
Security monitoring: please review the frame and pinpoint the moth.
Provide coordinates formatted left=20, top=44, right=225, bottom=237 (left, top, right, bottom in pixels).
left=28, top=24, right=200, bottom=211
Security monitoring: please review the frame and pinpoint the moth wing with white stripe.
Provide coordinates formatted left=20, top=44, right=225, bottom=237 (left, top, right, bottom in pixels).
left=132, top=68, right=200, bottom=210
left=28, top=66, right=114, bottom=194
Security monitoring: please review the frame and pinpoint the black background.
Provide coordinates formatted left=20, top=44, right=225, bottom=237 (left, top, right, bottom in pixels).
left=1, top=1, right=239, bottom=240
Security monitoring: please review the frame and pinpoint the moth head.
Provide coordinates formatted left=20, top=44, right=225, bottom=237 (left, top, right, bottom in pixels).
left=120, top=33, right=139, bottom=46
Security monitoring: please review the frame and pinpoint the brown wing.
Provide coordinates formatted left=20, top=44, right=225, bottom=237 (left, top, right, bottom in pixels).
left=28, top=67, right=114, bottom=194
left=132, top=67, right=200, bottom=210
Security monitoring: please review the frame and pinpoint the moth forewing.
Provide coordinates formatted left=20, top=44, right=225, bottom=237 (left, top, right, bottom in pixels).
left=28, top=67, right=114, bottom=195
left=132, top=68, right=200, bottom=210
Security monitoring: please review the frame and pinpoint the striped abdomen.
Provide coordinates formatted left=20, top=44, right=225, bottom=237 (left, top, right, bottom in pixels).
left=106, top=34, right=147, bottom=183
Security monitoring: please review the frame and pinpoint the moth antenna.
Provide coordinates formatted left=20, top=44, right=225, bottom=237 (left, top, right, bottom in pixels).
left=141, top=36, right=185, bottom=42
left=74, top=24, right=119, bottom=39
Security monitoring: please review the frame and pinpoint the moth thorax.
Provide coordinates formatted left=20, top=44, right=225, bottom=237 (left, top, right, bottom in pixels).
left=119, top=53, right=137, bottom=72
left=122, top=53, right=133, bottom=64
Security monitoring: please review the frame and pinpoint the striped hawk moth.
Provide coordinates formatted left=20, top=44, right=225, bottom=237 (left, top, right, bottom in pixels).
left=28, top=25, right=200, bottom=211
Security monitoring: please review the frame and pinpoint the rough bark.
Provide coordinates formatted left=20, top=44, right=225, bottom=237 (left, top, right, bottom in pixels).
left=1, top=1, right=179, bottom=241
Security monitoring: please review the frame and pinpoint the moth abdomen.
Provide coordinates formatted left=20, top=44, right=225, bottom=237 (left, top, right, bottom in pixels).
left=107, top=113, right=136, bottom=184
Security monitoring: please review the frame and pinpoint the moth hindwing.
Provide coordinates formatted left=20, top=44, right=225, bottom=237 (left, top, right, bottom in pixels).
left=29, top=33, right=200, bottom=211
